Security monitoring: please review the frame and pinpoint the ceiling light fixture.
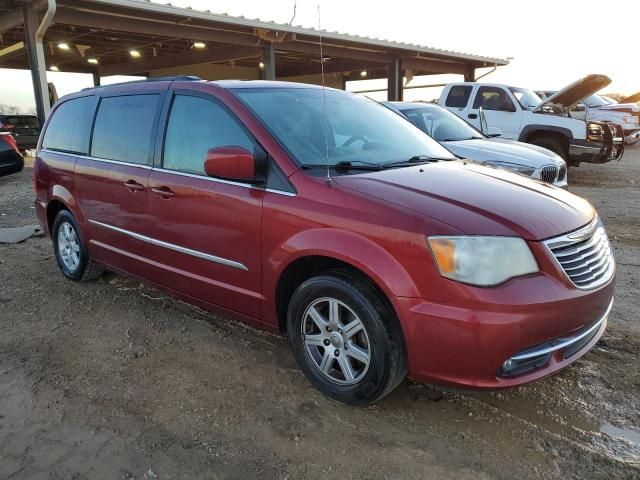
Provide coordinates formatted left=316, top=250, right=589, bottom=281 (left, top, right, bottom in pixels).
left=193, top=42, right=206, bottom=49
left=259, top=62, right=265, bottom=69
left=129, top=49, right=141, bottom=58
left=360, top=70, right=367, bottom=77
left=57, top=42, right=70, bottom=50
left=50, top=65, right=59, bottom=71
left=87, top=57, right=99, bottom=65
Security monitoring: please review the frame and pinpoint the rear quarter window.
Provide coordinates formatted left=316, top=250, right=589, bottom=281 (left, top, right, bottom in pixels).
left=42, top=96, right=97, bottom=154
left=445, top=85, right=473, bottom=108
left=91, top=94, right=160, bottom=165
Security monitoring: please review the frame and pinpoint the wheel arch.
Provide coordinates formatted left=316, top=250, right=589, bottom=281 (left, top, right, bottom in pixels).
left=519, top=125, right=574, bottom=143
left=267, top=228, right=420, bottom=333
left=46, top=185, right=85, bottom=233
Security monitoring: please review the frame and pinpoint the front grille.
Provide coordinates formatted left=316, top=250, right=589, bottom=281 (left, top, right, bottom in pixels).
left=557, top=164, right=567, bottom=182
left=544, top=219, right=615, bottom=289
left=539, top=165, right=558, bottom=183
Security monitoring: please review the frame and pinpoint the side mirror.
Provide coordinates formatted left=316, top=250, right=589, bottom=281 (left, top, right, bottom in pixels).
left=204, top=146, right=266, bottom=185
left=487, top=127, right=502, bottom=137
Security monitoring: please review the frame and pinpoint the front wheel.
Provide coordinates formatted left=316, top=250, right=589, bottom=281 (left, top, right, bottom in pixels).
left=287, top=272, right=407, bottom=405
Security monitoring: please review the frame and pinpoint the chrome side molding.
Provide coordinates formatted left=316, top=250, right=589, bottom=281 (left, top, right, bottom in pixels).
left=88, top=219, right=248, bottom=271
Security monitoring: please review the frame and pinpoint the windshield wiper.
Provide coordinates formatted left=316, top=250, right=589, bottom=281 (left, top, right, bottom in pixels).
left=333, top=160, right=383, bottom=171
left=383, top=155, right=452, bottom=168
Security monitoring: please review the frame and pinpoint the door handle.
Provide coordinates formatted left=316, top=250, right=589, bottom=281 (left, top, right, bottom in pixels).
left=151, top=186, right=176, bottom=198
left=468, top=113, right=478, bottom=119
left=123, top=180, right=145, bottom=192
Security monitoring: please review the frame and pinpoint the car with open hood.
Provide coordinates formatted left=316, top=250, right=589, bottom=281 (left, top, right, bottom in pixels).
left=439, top=75, right=624, bottom=166
left=384, top=101, right=567, bottom=187
left=537, top=86, right=640, bottom=145
left=34, top=78, right=615, bottom=405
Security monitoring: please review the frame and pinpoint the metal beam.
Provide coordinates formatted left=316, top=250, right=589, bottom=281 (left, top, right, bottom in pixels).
left=464, top=66, right=476, bottom=82
left=0, top=42, right=24, bottom=60
left=260, top=43, right=275, bottom=80
left=277, top=59, right=374, bottom=78
left=278, top=40, right=391, bottom=64
left=55, top=9, right=259, bottom=47
left=387, top=58, right=403, bottom=101
left=99, top=45, right=260, bottom=76
left=0, top=8, right=24, bottom=34
left=402, top=57, right=469, bottom=76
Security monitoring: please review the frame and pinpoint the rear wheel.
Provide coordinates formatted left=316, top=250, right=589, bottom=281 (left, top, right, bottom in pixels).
left=52, top=210, right=104, bottom=281
left=287, top=272, right=406, bottom=405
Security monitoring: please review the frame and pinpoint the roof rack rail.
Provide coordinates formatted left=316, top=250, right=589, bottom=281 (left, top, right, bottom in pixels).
left=82, top=75, right=201, bottom=91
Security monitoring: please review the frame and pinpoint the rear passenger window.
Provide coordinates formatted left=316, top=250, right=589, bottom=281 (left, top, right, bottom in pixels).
left=163, top=95, right=254, bottom=175
left=445, top=85, right=472, bottom=108
left=42, top=96, right=97, bottom=154
left=91, top=94, right=159, bottom=164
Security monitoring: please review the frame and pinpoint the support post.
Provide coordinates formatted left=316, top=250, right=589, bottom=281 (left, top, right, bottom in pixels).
left=92, top=71, right=101, bottom=87
left=464, top=66, right=476, bottom=82
left=387, top=58, right=403, bottom=101
left=261, top=43, right=275, bottom=80
left=23, top=5, right=48, bottom=125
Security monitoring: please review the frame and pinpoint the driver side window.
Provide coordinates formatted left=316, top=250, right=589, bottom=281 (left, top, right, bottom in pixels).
left=473, top=87, right=516, bottom=112
left=163, top=94, right=254, bottom=175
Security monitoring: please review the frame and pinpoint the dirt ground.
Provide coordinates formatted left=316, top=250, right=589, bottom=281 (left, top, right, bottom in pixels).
left=1, top=149, right=639, bottom=480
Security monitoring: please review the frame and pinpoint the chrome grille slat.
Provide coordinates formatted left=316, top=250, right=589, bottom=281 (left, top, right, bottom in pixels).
left=540, top=165, right=558, bottom=184
left=552, top=233, right=602, bottom=258
left=544, top=218, right=615, bottom=290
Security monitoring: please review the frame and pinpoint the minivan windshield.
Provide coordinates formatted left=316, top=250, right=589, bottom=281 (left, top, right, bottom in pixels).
left=233, top=87, right=455, bottom=168
left=398, top=104, right=484, bottom=142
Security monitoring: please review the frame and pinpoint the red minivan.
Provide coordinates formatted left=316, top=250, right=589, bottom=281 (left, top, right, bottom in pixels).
left=34, top=77, right=615, bottom=405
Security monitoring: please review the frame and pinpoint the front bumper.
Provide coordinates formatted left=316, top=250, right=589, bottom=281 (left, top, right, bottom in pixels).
left=397, top=243, right=615, bottom=390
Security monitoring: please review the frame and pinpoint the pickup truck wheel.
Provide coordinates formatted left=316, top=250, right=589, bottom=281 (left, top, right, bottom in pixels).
left=528, top=137, right=568, bottom=162
left=287, top=273, right=406, bottom=405
left=52, top=210, right=104, bottom=282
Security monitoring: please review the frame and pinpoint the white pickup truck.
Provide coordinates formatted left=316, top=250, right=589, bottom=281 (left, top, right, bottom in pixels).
left=438, top=75, right=624, bottom=166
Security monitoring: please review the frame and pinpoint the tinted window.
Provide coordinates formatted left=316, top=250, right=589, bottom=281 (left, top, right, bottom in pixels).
left=42, top=96, right=97, bottom=154
left=401, top=105, right=483, bottom=141
left=163, top=95, right=254, bottom=175
left=473, top=87, right=516, bottom=112
left=445, top=85, right=472, bottom=108
left=91, top=94, right=159, bottom=164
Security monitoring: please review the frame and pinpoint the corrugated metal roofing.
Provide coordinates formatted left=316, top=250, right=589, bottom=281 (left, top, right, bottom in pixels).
left=93, top=0, right=508, bottom=65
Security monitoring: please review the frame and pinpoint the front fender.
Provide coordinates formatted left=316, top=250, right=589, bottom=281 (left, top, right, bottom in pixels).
left=262, top=228, right=436, bottom=328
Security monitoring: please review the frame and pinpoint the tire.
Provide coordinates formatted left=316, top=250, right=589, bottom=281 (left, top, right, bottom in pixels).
left=52, top=210, right=104, bottom=281
left=287, top=272, right=407, bottom=405
left=528, top=136, right=569, bottom=162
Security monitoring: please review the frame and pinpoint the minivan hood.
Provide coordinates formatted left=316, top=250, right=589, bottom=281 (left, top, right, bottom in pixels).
left=444, top=138, right=564, bottom=169
left=333, top=161, right=594, bottom=240
left=534, top=74, right=611, bottom=114
left=618, top=91, right=640, bottom=104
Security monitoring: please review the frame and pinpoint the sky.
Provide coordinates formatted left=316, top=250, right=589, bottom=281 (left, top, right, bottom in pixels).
left=2, top=0, right=639, bottom=111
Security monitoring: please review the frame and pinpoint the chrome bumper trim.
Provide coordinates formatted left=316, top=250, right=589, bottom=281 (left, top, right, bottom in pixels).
left=510, top=298, right=613, bottom=361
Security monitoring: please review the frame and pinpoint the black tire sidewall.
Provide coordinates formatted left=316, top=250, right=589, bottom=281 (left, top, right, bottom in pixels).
left=52, top=210, right=90, bottom=281
left=287, top=276, right=395, bottom=405
left=530, top=137, right=567, bottom=160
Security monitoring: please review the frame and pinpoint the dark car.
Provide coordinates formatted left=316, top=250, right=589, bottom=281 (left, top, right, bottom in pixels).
left=0, top=114, right=41, bottom=150
left=34, top=77, right=615, bottom=405
left=0, top=132, right=24, bottom=177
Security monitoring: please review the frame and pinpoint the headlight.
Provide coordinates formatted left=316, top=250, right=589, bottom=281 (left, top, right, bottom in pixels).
left=492, top=162, right=536, bottom=177
left=427, top=236, right=539, bottom=286
left=587, top=122, right=605, bottom=141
